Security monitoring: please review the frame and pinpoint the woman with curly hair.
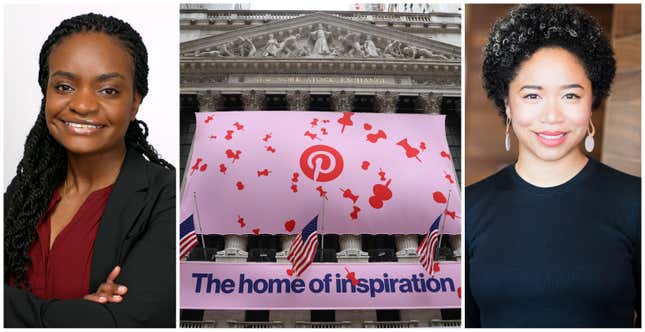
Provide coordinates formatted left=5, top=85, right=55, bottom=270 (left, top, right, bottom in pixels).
left=4, top=13, right=175, bottom=327
left=466, top=5, right=640, bottom=328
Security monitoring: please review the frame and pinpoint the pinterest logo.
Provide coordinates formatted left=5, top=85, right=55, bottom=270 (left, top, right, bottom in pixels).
left=299, top=145, right=344, bottom=182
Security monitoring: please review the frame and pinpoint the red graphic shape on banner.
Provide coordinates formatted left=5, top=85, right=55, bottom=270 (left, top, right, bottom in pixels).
left=190, top=158, right=204, bottom=175
left=284, top=220, right=296, bottom=232
left=316, top=186, right=328, bottom=200
left=345, top=267, right=359, bottom=286
left=440, top=150, right=451, bottom=160
left=433, top=262, right=440, bottom=273
left=369, top=179, right=392, bottom=209
left=361, top=161, right=370, bottom=170
left=199, top=164, right=208, bottom=172
left=204, top=115, right=214, bottom=123
left=363, top=123, right=372, bottom=131
left=233, top=122, right=244, bottom=131
left=292, top=172, right=299, bottom=183
left=378, top=168, right=387, bottom=181
left=209, top=135, right=217, bottom=140
left=290, top=184, right=298, bottom=192
left=265, top=146, right=276, bottom=153
left=322, top=119, right=330, bottom=124
left=419, top=142, right=427, bottom=151
left=225, top=149, right=242, bottom=163
left=310, top=118, right=319, bottom=127
left=445, top=210, right=457, bottom=220
left=433, top=191, right=447, bottom=203
left=236, top=181, right=245, bottom=190
left=237, top=215, right=246, bottom=228
left=257, top=169, right=271, bottom=177
left=443, top=171, right=454, bottom=184
left=340, top=188, right=359, bottom=204
left=262, top=133, right=272, bottom=142
left=225, top=130, right=234, bottom=140
left=397, top=138, right=421, bottom=162
left=299, top=145, right=344, bottom=182
left=366, top=129, right=387, bottom=143
left=350, top=206, right=361, bottom=220
left=252, top=228, right=260, bottom=235
left=286, top=269, right=294, bottom=276
left=321, top=128, right=328, bottom=135
left=304, top=130, right=322, bottom=141
left=457, top=287, right=462, bottom=299
left=338, top=112, right=354, bottom=133
left=219, top=164, right=227, bottom=174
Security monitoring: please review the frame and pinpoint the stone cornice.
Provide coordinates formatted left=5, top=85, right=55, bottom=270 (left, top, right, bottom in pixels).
left=180, top=58, right=460, bottom=77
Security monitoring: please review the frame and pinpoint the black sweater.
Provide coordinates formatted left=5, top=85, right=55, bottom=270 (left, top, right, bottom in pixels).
left=466, top=158, right=640, bottom=328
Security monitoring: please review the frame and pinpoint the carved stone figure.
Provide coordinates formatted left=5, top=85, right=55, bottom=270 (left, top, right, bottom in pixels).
left=279, top=33, right=306, bottom=57
left=264, top=34, right=280, bottom=57
left=383, top=40, right=403, bottom=58
left=403, top=46, right=448, bottom=60
left=363, top=35, right=380, bottom=57
left=198, top=42, right=234, bottom=57
left=339, top=32, right=365, bottom=57
left=238, top=37, right=257, bottom=57
left=310, top=24, right=332, bottom=56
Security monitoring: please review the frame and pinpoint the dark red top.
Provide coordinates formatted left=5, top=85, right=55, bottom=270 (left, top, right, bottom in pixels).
left=26, top=185, right=113, bottom=299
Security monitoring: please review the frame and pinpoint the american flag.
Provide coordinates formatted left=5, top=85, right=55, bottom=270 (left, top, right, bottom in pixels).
left=417, top=215, right=442, bottom=275
left=287, top=216, right=319, bottom=277
left=180, top=215, right=199, bottom=259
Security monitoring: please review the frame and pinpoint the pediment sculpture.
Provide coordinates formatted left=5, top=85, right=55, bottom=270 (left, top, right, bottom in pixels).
left=188, top=24, right=456, bottom=61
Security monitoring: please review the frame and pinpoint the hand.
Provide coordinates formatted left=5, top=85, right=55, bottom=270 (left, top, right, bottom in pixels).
left=83, top=266, right=128, bottom=304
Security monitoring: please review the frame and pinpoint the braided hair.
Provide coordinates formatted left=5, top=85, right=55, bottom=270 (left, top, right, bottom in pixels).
left=5, top=13, right=174, bottom=287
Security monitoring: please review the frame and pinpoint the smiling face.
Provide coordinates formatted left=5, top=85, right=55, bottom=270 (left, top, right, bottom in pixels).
left=45, top=32, right=141, bottom=157
left=506, top=47, right=593, bottom=163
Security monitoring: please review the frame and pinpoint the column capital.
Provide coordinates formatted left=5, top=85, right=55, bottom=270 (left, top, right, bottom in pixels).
left=286, top=90, right=310, bottom=111
left=197, top=91, right=220, bottom=112
left=331, top=90, right=354, bottom=113
left=420, top=93, right=442, bottom=114
left=241, top=90, right=266, bottom=110
left=375, top=91, right=398, bottom=113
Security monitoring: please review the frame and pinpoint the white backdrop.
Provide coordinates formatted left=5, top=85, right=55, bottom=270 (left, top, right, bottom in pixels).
left=3, top=4, right=179, bottom=189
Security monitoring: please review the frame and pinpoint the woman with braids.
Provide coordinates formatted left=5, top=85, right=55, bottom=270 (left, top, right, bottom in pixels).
left=466, top=5, right=640, bottom=328
left=4, top=13, right=175, bottom=327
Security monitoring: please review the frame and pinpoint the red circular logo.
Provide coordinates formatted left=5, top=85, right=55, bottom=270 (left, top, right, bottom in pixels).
left=299, top=145, right=344, bottom=182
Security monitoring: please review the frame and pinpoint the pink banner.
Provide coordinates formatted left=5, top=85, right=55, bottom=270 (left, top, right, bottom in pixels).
left=181, top=111, right=460, bottom=235
left=180, top=262, right=461, bottom=310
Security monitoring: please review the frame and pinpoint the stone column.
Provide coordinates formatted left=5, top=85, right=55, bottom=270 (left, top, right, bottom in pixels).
left=276, top=235, right=295, bottom=263
left=375, top=91, right=398, bottom=113
left=395, top=234, right=419, bottom=263
left=216, top=235, right=248, bottom=262
left=337, top=235, right=369, bottom=262
left=241, top=90, right=265, bottom=110
left=331, top=91, right=354, bottom=112
left=197, top=91, right=220, bottom=112
left=419, top=93, right=442, bottom=114
left=448, top=235, right=461, bottom=261
left=286, top=90, right=310, bottom=111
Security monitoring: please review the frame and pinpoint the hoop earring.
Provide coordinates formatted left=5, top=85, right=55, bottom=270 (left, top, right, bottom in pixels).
left=584, top=119, right=595, bottom=153
left=505, top=117, right=511, bottom=152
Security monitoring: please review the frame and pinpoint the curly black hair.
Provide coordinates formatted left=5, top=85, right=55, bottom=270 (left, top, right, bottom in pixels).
left=5, top=13, right=174, bottom=288
left=482, top=4, right=616, bottom=118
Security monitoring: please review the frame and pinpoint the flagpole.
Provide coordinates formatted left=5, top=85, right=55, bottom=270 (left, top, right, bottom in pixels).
left=192, top=192, right=208, bottom=259
left=435, top=189, right=452, bottom=265
left=320, top=195, right=325, bottom=255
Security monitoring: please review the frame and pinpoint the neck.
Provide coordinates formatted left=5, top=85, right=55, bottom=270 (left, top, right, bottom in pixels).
left=515, top=147, right=588, bottom=188
left=63, top=144, right=127, bottom=195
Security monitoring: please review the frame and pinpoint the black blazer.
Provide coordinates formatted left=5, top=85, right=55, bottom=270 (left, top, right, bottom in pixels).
left=4, top=149, right=176, bottom=327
